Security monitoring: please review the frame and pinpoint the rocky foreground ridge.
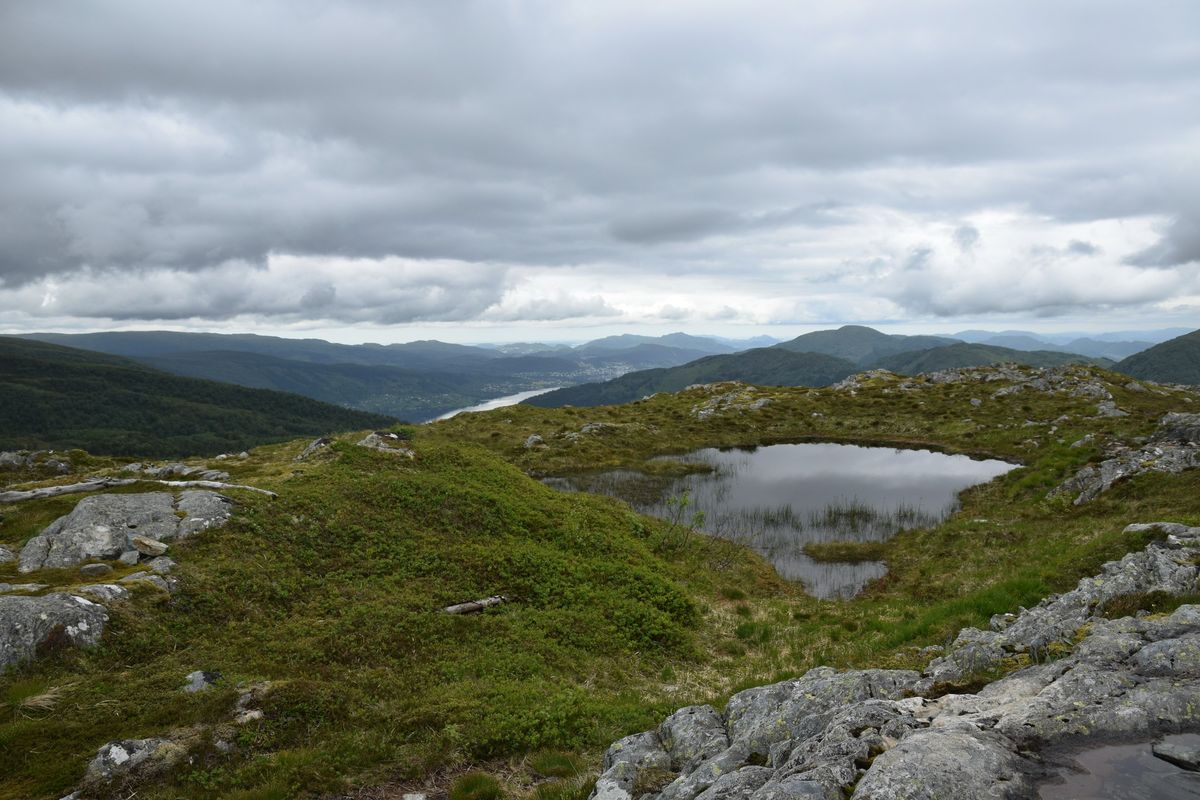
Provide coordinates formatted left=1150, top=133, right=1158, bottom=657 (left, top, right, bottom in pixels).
left=590, top=523, right=1200, bottom=800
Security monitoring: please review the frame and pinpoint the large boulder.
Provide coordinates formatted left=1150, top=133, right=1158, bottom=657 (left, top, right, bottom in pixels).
left=19, top=492, right=232, bottom=572
left=849, top=728, right=1033, bottom=799
left=0, top=593, right=108, bottom=670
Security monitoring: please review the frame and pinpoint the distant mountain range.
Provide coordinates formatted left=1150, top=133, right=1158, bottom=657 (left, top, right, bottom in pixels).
left=10, top=326, right=1195, bottom=423
left=0, top=337, right=394, bottom=456
left=526, top=348, right=857, bottom=408
left=527, top=326, right=1120, bottom=408
left=20, top=330, right=746, bottom=421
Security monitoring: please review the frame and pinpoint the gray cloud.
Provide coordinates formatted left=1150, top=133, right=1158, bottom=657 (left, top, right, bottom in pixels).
left=0, top=1, right=1199, bottom=328
left=1127, top=217, right=1200, bottom=268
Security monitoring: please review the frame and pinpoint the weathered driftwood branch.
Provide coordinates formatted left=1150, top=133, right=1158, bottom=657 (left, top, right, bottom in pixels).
left=0, top=477, right=277, bottom=504
left=0, top=477, right=137, bottom=503
left=151, top=480, right=278, bottom=497
left=441, top=595, right=509, bottom=615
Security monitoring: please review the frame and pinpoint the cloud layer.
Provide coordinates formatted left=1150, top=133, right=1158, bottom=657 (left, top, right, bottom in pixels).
left=1, top=1, right=1198, bottom=335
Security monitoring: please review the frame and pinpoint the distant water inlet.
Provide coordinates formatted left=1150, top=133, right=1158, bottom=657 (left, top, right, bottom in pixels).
left=432, top=388, right=561, bottom=421
left=545, top=443, right=1015, bottom=599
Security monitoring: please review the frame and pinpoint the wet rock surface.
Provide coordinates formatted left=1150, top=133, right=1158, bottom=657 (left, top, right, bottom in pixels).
left=588, top=528, right=1200, bottom=800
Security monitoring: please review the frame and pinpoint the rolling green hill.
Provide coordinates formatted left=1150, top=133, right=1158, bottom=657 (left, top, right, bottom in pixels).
left=1115, top=329, right=1200, bottom=385
left=773, top=325, right=959, bottom=363
left=870, top=342, right=1110, bottom=374
left=0, top=337, right=394, bottom=456
left=526, top=348, right=857, bottom=408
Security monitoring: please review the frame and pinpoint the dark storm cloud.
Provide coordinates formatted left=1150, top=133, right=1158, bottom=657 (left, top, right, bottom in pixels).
left=1, top=0, right=1199, bottom=325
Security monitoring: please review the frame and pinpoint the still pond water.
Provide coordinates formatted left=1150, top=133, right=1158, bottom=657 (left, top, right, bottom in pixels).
left=546, top=442, right=1015, bottom=599
left=1038, top=735, right=1200, bottom=799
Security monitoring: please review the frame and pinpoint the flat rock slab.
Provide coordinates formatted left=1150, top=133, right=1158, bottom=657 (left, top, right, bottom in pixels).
left=0, top=593, right=108, bottom=669
left=1153, top=740, right=1200, bottom=771
left=18, top=491, right=232, bottom=573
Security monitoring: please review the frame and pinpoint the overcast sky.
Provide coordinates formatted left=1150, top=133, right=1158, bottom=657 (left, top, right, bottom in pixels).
left=1, top=0, right=1198, bottom=343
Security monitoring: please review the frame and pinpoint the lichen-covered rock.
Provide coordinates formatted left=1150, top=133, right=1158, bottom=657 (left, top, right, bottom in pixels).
left=295, top=436, right=332, bottom=461
left=849, top=728, right=1033, bottom=799
left=19, top=493, right=177, bottom=572
left=692, top=767, right=773, bottom=800
left=175, top=491, right=233, bottom=538
left=73, top=584, right=130, bottom=603
left=0, top=593, right=108, bottom=669
left=357, top=432, right=415, bottom=457
left=0, top=546, right=15, bottom=564
left=19, top=491, right=231, bottom=572
left=1052, top=412, right=1200, bottom=504
left=81, top=733, right=198, bottom=793
left=726, top=667, right=924, bottom=756
left=590, top=731, right=672, bottom=800
left=659, top=705, right=730, bottom=772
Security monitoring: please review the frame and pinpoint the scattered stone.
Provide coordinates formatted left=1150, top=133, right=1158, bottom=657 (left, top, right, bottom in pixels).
left=524, top=434, right=546, bottom=449
left=82, top=733, right=199, bottom=792
left=183, top=670, right=221, bottom=693
left=118, top=572, right=172, bottom=592
left=118, top=550, right=140, bottom=566
left=1126, top=381, right=1148, bottom=393
left=1157, top=412, right=1200, bottom=445
left=131, top=535, right=169, bottom=557
left=147, top=556, right=176, bottom=575
left=970, top=398, right=982, bottom=407
left=295, top=436, right=332, bottom=461
left=1153, top=740, right=1200, bottom=771
left=0, top=593, right=108, bottom=669
left=79, top=563, right=113, bottom=578
left=0, top=582, right=49, bottom=593
left=357, top=432, right=415, bottom=457
left=73, top=584, right=131, bottom=603
left=689, top=383, right=773, bottom=421
left=0, top=546, right=14, bottom=564
left=1096, top=400, right=1129, bottom=417
left=1069, top=433, right=1094, bottom=449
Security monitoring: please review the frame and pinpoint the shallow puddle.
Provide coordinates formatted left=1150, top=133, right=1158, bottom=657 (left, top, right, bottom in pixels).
left=1039, top=734, right=1200, bottom=799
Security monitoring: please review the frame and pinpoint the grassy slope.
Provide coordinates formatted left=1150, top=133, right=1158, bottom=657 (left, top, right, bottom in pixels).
left=1116, top=328, right=1200, bottom=385
left=527, top=349, right=857, bottom=408
left=2, top=365, right=1199, bottom=799
left=0, top=337, right=395, bottom=457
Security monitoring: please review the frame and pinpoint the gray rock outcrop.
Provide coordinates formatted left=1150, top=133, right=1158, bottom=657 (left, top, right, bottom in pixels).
left=357, top=432, right=415, bottom=457
left=1051, top=412, right=1200, bottom=504
left=18, top=491, right=232, bottom=572
left=588, top=528, right=1200, bottom=800
left=0, top=593, right=108, bottom=670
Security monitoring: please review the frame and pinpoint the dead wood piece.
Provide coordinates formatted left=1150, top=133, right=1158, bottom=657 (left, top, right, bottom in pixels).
left=0, top=477, right=276, bottom=504
left=441, top=595, right=509, bottom=615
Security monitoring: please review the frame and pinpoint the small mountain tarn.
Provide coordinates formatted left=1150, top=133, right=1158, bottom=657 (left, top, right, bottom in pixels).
left=546, top=442, right=1014, bottom=598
